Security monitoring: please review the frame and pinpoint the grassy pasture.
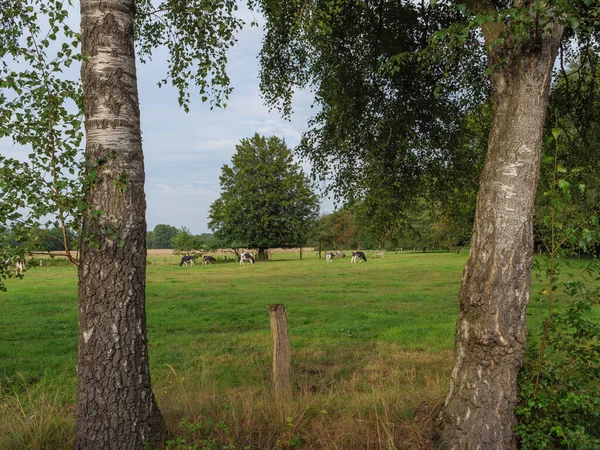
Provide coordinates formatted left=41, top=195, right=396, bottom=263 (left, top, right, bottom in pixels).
left=0, top=250, right=596, bottom=449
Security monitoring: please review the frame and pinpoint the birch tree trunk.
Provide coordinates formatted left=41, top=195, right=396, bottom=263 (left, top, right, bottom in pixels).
left=76, top=1, right=164, bottom=448
left=435, top=16, right=564, bottom=450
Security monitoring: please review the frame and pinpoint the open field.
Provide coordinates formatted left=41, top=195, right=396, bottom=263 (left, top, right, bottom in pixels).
left=0, top=251, right=597, bottom=449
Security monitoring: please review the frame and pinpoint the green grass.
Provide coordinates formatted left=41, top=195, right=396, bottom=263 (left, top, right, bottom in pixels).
left=144, top=252, right=464, bottom=383
left=0, top=250, right=597, bottom=449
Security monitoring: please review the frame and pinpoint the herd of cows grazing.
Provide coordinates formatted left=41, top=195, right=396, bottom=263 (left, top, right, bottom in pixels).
left=179, top=250, right=368, bottom=267
left=326, top=250, right=367, bottom=263
left=7, top=250, right=369, bottom=276
left=179, top=255, right=217, bottom=266
left=9, top=250, right=368, bottom=275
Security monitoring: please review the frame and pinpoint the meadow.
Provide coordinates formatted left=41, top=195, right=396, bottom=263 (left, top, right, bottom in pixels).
left=0, top=250, right=595, bottom=449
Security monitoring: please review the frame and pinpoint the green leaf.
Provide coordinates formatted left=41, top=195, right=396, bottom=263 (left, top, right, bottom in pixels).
left=557, top=179, right=570, bottom=192
left=551, top=128, right=562, bottom=140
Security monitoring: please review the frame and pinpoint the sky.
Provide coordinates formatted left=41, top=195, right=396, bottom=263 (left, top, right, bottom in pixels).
left=139, top=10, right=328, bottom=234
left=0, top=5, right=332, bottom=235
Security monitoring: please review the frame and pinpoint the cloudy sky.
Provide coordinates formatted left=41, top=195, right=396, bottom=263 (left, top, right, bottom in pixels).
left=140, top=12, right=327, bottom=234
left=1, top=5, right=332, bottom=235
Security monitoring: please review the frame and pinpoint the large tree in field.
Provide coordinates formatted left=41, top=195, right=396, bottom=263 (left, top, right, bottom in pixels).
left=208, top=134, right=319, bottom=259
left=1, top=0, right=243, bottom=447
left=253, top=0, right=599, bottom=448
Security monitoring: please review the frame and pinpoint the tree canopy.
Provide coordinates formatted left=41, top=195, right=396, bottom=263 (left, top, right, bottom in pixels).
left=255, top=0, right=488, bottom=207
left=208, top=134, right=319, bottom=256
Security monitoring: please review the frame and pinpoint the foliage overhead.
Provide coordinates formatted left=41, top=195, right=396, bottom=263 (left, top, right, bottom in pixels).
left=253, top=0, right=489, bottom=211
left=135, top=0, right=245, bottom=111
left=0, top=0, right=250, bottom=290
left=208, top=133, right=319, bottom=251
left=0, top=0, right=85, bottom=288
left=252, top=0, right=600, bottom=247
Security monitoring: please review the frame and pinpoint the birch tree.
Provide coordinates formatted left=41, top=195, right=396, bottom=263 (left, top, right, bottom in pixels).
left=1, top=0, right=243, bottom=448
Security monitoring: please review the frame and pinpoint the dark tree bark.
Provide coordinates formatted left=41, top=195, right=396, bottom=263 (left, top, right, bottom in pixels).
left=76, top=1, right=165, bottom=448
left=258, top=247, right=268, bottom=260
left=435, top=13, right=564, bottom=450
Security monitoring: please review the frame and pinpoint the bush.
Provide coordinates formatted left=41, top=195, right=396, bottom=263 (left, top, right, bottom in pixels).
left=516, top=264, right=600, bottom=449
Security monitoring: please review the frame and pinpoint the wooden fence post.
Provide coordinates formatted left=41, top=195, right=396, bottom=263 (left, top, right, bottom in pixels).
left=268, top=304, right=291, bottom=398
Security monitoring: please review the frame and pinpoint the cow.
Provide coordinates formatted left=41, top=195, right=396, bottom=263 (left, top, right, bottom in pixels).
left=240, top=253, right=255, bottom=265
left=351, top=251, right=367, bottom=263
left=202, top=255, right=216, bottom=265
left=179, top=255, right=195, bottom=266
left=336, top=251, right=346, bottom=258
left=326, top=251, right=335, bottom=262
left=14, top=259, right=26, bottom=275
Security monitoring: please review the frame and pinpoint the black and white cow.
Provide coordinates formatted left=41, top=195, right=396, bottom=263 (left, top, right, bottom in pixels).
left=240, top=252, right=254, bottom=265
left=325, top=251, right=335, bottom=262
left=202, top=255, right=216, bottom=265
left=351, top=251, right=367, bottom=263
left=179, top=255, right=195, bottom=266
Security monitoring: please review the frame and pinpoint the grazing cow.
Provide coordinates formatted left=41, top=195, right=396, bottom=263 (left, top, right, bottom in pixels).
left=336, top=251, right=346, bottom=258
left=15, top=259, right=26, bottom=275
left=326, top=251, right=335, bottom=262
left=179, top=255, right=195, bottom=266
left=240, top=252, right=254, bottom=265
left=202, top=255, right=216, bottom=265
left=351, top=251, right=367, bottom=263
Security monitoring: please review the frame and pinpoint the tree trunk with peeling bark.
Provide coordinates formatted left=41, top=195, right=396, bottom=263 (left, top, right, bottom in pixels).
left=435, top=14, right=564, bottom=450
left=76, top=1, right=164, bottom=448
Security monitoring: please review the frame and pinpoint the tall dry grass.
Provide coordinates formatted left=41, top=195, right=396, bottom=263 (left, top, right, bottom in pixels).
left=156, top=344, right=451, bottom=449
left=0, top=374, right=74, bottom=450
left=0, top=347, right=450, bottom=449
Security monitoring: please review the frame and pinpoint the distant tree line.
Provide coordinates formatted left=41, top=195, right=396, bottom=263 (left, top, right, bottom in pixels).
left=310, top=202, right=473, bottom=254
left=146, top=224, right=223, bottom=252
left=0, top=226, right=79, bottom=253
